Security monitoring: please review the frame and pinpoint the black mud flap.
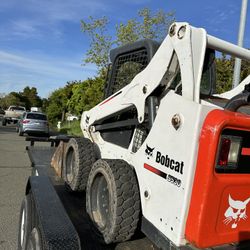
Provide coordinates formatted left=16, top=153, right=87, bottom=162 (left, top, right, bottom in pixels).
left=26, top=176, right=81, bottom=250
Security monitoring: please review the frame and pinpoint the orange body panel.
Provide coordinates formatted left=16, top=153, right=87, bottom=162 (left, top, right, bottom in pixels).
left=185, top=109, right=250, bottom=248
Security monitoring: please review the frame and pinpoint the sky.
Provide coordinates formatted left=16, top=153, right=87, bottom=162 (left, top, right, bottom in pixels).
left=0, top=0, right=249, bottom=98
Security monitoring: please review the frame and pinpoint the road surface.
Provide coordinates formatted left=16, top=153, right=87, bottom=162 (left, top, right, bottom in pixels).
left=0, top=123, right=30, bottom=250
left=0, top=123, right=157, bottom=250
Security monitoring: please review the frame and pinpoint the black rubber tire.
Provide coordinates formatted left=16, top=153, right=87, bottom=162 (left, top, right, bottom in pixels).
left=86, top=159, right=140, bottom=244
left=17, top=193, right=34, bottom=250
left=2, top=119, right=6, bottom=126
left=27, top=227, right=43, bottom=250
left=63, top=137, right=96, bottom=191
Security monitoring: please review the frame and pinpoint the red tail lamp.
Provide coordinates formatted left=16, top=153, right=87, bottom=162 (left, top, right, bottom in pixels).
left=216, top=136, right=242, bottom=169
left=22, top=119, right=30, bottom=124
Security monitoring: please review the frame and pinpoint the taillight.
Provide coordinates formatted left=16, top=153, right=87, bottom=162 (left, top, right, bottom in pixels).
left=216, top=135, right=242, bottom=170
left=22, top=119, right=30, bottom=124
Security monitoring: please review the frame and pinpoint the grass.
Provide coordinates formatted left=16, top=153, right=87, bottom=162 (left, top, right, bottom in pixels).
left=57, top=120, right=83, bottom=136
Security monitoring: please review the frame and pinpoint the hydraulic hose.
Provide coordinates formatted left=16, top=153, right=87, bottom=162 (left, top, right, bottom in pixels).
left=224, top=92, right=250, bottom=111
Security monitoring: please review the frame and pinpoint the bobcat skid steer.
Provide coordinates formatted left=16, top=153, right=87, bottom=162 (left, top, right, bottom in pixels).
left=64, top=22, right=250, bottom=249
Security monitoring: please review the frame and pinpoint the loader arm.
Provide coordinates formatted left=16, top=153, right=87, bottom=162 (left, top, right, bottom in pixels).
left=81, top=22, right=207, bottom=133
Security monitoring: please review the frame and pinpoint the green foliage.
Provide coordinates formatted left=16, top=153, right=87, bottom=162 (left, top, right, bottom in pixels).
left=0, top=92, right=23, bottom=109
left=81, top=16, right=113, bottom=71
left=116, top=19, right=140, bottom=45
left=67, top=76, right=104, bottom=115
left=215, top=54, right=250, bottom=94
left=116, top=8, right=175, bottom=45
left=60, top=120, right=82, bottom=136
left=241, top=58, right=250, bottom=81
left=21, top=86, right=42, bottom=108
left=81, top=7, right=175, bottom=72
left=216, top=54, right=234, bottom=93
left=46, top=89, right=63, bottom=122
left=0, top=86, right=42, bottom=110
left=46, top=77, right=104, bottom=123
left=46, top=88, right=66, bottom=122
left=46, top=82, right=75, bottom=122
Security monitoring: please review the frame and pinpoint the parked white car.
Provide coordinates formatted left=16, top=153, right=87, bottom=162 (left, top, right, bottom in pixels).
left=66, top=114, right=79, bottom=121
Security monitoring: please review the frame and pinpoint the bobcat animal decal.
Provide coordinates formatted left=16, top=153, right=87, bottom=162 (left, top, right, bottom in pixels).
left=145, top=144, right=155, bottom=159
left=224, top=194, right=250, bottom=229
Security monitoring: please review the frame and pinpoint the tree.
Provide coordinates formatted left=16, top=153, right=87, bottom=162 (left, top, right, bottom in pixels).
left=81, top=7, right=175, bottom=72
left=46, top=88, right=66, bottom=122
left=45, top=81, right=76, bottom=122
left=81, top=16, right=113, bottom=72
left=216, top=54, right=234, bottom=93
left=116, top=8, right=174, bottom=46
left=21, top=86, right=42, bottom=109
left=0, top=92, right=25, bottom=109
left=45, top=78, right=104, bottom=123
left=215, top=53, right=250, bottom=94
left=241, top=57, right=250, bottom=81
left=67, top=77, right=104, bottom=115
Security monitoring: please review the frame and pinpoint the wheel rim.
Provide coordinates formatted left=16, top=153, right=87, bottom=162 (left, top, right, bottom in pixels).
left=66, top=148, right=76, bottom=183
left=32, top=228, right=41, bottom=250
left=20, top=209, right=26, bottom=246
left=91, top=174, right=110, bottom=229
left=27, top=228, right=42, bottom=250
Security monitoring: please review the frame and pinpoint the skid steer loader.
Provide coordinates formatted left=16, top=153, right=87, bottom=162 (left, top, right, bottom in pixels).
left=63, top=22, right=250, bottom=249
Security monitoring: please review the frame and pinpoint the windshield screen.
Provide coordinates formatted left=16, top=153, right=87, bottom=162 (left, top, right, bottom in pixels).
left=200, top=49, right=216, bottom=96
left=26, top=113, right=47, bottom=120
left=11, top=107, right=25, bottom=111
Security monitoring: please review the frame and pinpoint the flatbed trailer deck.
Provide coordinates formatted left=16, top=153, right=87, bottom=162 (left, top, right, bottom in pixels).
left=22, top=136, right=158, bottom=250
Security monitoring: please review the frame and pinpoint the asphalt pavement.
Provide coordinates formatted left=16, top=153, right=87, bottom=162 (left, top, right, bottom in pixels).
left=0, top=123, right=31, bottom=250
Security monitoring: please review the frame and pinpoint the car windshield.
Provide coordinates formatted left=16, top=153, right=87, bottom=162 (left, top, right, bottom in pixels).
left=26, top=113, right=47, bottom=120
left=12, top=107, right=25, bottom=111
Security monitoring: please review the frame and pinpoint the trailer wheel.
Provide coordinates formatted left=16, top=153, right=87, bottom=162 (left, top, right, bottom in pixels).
left=86, top=159, right=140, bottom=244
left=18, top=193, right=33, bottom=250
left=27, top=227, right=43, bottom=250
left=64, top=137, right=96, bottom=191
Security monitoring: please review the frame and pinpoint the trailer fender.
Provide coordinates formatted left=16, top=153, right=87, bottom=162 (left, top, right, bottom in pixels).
left=25, top=176, right=81, bottom=249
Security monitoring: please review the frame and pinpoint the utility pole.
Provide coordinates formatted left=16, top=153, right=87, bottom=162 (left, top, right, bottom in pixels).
left=232, top=0, right=248, bottom=88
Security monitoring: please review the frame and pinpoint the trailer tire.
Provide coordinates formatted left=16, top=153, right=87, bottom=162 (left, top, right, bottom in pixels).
left=27, top=227, right=43, bottom=250
left=86, top=159, right=140, bottom=244
left=17, top=193, right=34, bottom=250
left=64, top=137, right=96, bottom=191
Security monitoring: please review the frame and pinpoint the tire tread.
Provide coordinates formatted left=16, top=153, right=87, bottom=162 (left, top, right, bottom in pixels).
left=87, top=159, right=140, bottom=243
left=64, top=137, right=96, bottom=191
